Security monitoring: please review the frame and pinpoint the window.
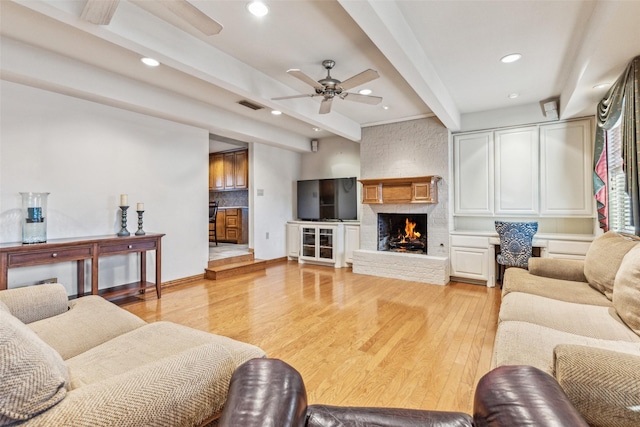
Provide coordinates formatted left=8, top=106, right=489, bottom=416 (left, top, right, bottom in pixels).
left=607, top=120, right=633, bottom=233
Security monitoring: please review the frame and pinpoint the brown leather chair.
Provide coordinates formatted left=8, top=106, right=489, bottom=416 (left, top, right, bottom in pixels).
left=219, top=358, right=588, bottom=427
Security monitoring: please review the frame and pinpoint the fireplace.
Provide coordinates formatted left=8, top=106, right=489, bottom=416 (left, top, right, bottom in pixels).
left=378, top=213, right=428, bottom=254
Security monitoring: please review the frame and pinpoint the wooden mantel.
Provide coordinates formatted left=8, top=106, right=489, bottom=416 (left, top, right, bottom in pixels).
left=359, top=176, right=441, bottom=204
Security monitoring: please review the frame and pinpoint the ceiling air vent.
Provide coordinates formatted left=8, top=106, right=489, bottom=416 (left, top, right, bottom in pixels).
left=238, top=100, right=264, bottom=111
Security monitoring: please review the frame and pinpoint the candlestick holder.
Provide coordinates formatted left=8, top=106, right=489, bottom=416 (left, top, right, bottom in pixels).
left=135, top=210, right=145, bottom=236
left=118, top=206, right=130, bottom=236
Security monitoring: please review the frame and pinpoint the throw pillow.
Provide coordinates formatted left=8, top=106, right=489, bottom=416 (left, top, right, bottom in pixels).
left=612, top=244, right=640, bottom=336
left=584, top=231, right=638, bottom=300
left=0, top=310, right=69, bottom=424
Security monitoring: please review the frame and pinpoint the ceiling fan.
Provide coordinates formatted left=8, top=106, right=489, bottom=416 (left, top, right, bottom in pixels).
left=273, top=60, right=382, bottom=114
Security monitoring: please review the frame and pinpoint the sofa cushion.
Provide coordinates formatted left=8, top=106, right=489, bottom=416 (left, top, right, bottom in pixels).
left=613, top=245, right=640, bottom=337
left=491, top=321, right=640, bottom=374
left=502, top=267, right=611, bottom=306
left=500, top=292, right=640, bottom=341
left=28, top=295, right=146, bottom=360
left=584, top=231, right=638, bottom=300
left=0, top=283, right=69, bottom=324
left=66, top=321, right=266, bottom=389
left=528, top=257, right=587, bottom=282
left=0, top=310, right=69, bottom=424
left=555, top=344, right=640, bottom=427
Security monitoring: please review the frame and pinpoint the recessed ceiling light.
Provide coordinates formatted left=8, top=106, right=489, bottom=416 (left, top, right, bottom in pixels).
left=382, top=105, right=390, bottom=110
left=592, top=83, right=611, bottom=90
left=271, top=110, right=282, bottom=115
left=247, top=1, right=269, bottom=17
left=141, top=57, right=160, bottom=67
left=358, top=89, right=372, bottom=95
left=508, top=93, right=519, bottom=99
left=312, top=127, right=321, bottom=132
left=500, top=53, right=522, bottom=64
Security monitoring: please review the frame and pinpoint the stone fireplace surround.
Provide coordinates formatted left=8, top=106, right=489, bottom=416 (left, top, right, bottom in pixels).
left=351, top=117, right=450, bottom=286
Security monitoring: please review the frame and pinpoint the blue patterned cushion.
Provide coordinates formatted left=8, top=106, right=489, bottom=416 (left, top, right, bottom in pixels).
left=495, top=221, right=538, bottom=268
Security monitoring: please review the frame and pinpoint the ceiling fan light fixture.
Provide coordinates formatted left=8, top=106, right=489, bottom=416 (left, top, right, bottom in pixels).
left=247, top=1, right=269, bottom=17
left=358, top=89, right=372, bottom=95
left=141, top=57, right=160, bottom=67
left=500, top=53, right=522, bottom=64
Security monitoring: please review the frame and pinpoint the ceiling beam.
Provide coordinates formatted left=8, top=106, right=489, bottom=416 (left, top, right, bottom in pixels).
left=338, top=0, right=461, bottom=131
left=80, top=0, right=120, bottom=25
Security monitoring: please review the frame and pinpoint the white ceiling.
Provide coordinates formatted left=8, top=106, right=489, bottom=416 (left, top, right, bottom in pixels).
left=2, top=0, right=639, bottom=145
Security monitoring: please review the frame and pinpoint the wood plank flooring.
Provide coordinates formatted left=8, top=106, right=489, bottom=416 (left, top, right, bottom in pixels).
left=119, top=261, right=501, bottom=414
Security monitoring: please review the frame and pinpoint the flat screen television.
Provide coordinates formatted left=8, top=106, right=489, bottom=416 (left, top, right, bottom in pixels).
left=297, top=177, right=358, bottom=221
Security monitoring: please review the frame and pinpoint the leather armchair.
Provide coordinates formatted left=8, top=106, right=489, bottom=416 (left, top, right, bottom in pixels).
left=219, top=358, right=588, bottom=427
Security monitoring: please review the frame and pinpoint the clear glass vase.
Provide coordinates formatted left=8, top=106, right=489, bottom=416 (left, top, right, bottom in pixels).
left=20, top=192, right=50, bottom=244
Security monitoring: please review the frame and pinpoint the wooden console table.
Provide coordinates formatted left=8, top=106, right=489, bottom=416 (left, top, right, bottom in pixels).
left=0, top=233, right=164, bottom=299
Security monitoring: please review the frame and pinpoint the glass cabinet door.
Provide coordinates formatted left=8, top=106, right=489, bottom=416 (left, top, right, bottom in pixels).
left=318, top=228, right=334, bottom=260
left=302, top=227, right=316, bottom=257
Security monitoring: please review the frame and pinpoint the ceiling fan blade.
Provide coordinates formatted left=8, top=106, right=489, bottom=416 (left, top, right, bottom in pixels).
left=319, top=98, right=333, bottom=114
left=339, top=69, right=379, bottom=91
left=287, top=69, right=324, bottom=91
left=131, top=0, right=223, bottom=36
left=81, top=0, right=120, bottom=25
left=271, top=94, right=317, bottom=101
left=341, top=92, right=383, bottom=105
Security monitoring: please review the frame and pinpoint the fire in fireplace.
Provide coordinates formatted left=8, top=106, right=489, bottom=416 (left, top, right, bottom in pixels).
left=378, top=213, right=428, bottom=254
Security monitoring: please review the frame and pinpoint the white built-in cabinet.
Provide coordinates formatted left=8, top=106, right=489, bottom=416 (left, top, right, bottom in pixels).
left=450, top=235, right=490, bottom=282
left=494, top=126, right=539, bottom=215
left=286, top=222, right=300, bottom=259
left=453, top=132, right=494, bottom=215
left=453, top=118, right=593, bottom=217
left=286, top=221, right=358, bottom=268
left=344, top=224, right=360, bottom=264
left=540, top=120, right=593, bottom=216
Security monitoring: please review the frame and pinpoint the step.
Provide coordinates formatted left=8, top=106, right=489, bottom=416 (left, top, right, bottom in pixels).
left=208, top=253, right=254, bottom=268
left=204, top=259, right=267, bottom=280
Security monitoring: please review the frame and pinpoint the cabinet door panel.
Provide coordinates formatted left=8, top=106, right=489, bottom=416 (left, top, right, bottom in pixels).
left=223, top=153, right=235, bottom=188
left=454, top=132, right=494, bottom=215
left=494, top=127, right=539, bottom=215
left=234, top=150, right=248, bottom=189
left=540, top=120, right=593, bottom=216
left=212, top=154, right=224, bottom=190
left=451, top=247, right=488, bottom=279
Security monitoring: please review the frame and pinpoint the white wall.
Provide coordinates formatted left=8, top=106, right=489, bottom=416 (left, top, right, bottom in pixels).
left=0, top=81, right=210, bottom=294
left=299, top=136, right=360, bottom=180
left=360, top=117, right=451, bottom=256
left=250, top=143, right=301, bottom=260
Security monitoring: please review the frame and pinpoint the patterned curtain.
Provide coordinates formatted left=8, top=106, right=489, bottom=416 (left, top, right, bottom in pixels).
left=594, top=55, right=640, bottom=235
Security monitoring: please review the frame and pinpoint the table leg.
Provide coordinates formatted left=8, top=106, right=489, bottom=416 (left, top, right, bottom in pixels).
left=77, top=259, right=85, bottom=297
left=155, top=238, right=162, bottom=299
left=140, top=251, right=147, bottom=294
left=0, top=253, right=8, bottom=291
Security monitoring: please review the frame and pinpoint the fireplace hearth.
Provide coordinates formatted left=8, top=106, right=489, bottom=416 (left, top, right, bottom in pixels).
left=378, top=213, right=427, bottom=254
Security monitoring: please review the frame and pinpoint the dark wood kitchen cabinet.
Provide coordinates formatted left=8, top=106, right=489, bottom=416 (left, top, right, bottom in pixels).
left=209, top=149, right=248, bottom=191
left=213, top=207, right=248, bottom=244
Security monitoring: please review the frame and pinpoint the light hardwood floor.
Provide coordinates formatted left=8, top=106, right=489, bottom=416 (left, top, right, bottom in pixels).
left=119, top=261, right=501, bottom=414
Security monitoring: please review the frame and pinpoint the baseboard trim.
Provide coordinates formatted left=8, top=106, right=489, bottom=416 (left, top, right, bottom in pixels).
left=162, top=274, right=205, bottom=289
left=265, top=257, right=287, bottom=265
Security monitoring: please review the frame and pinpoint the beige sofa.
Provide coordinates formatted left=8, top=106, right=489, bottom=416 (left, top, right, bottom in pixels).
left=492, top=231, right=640, bottom=427
left=0, top=283, right=266, bottom=426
